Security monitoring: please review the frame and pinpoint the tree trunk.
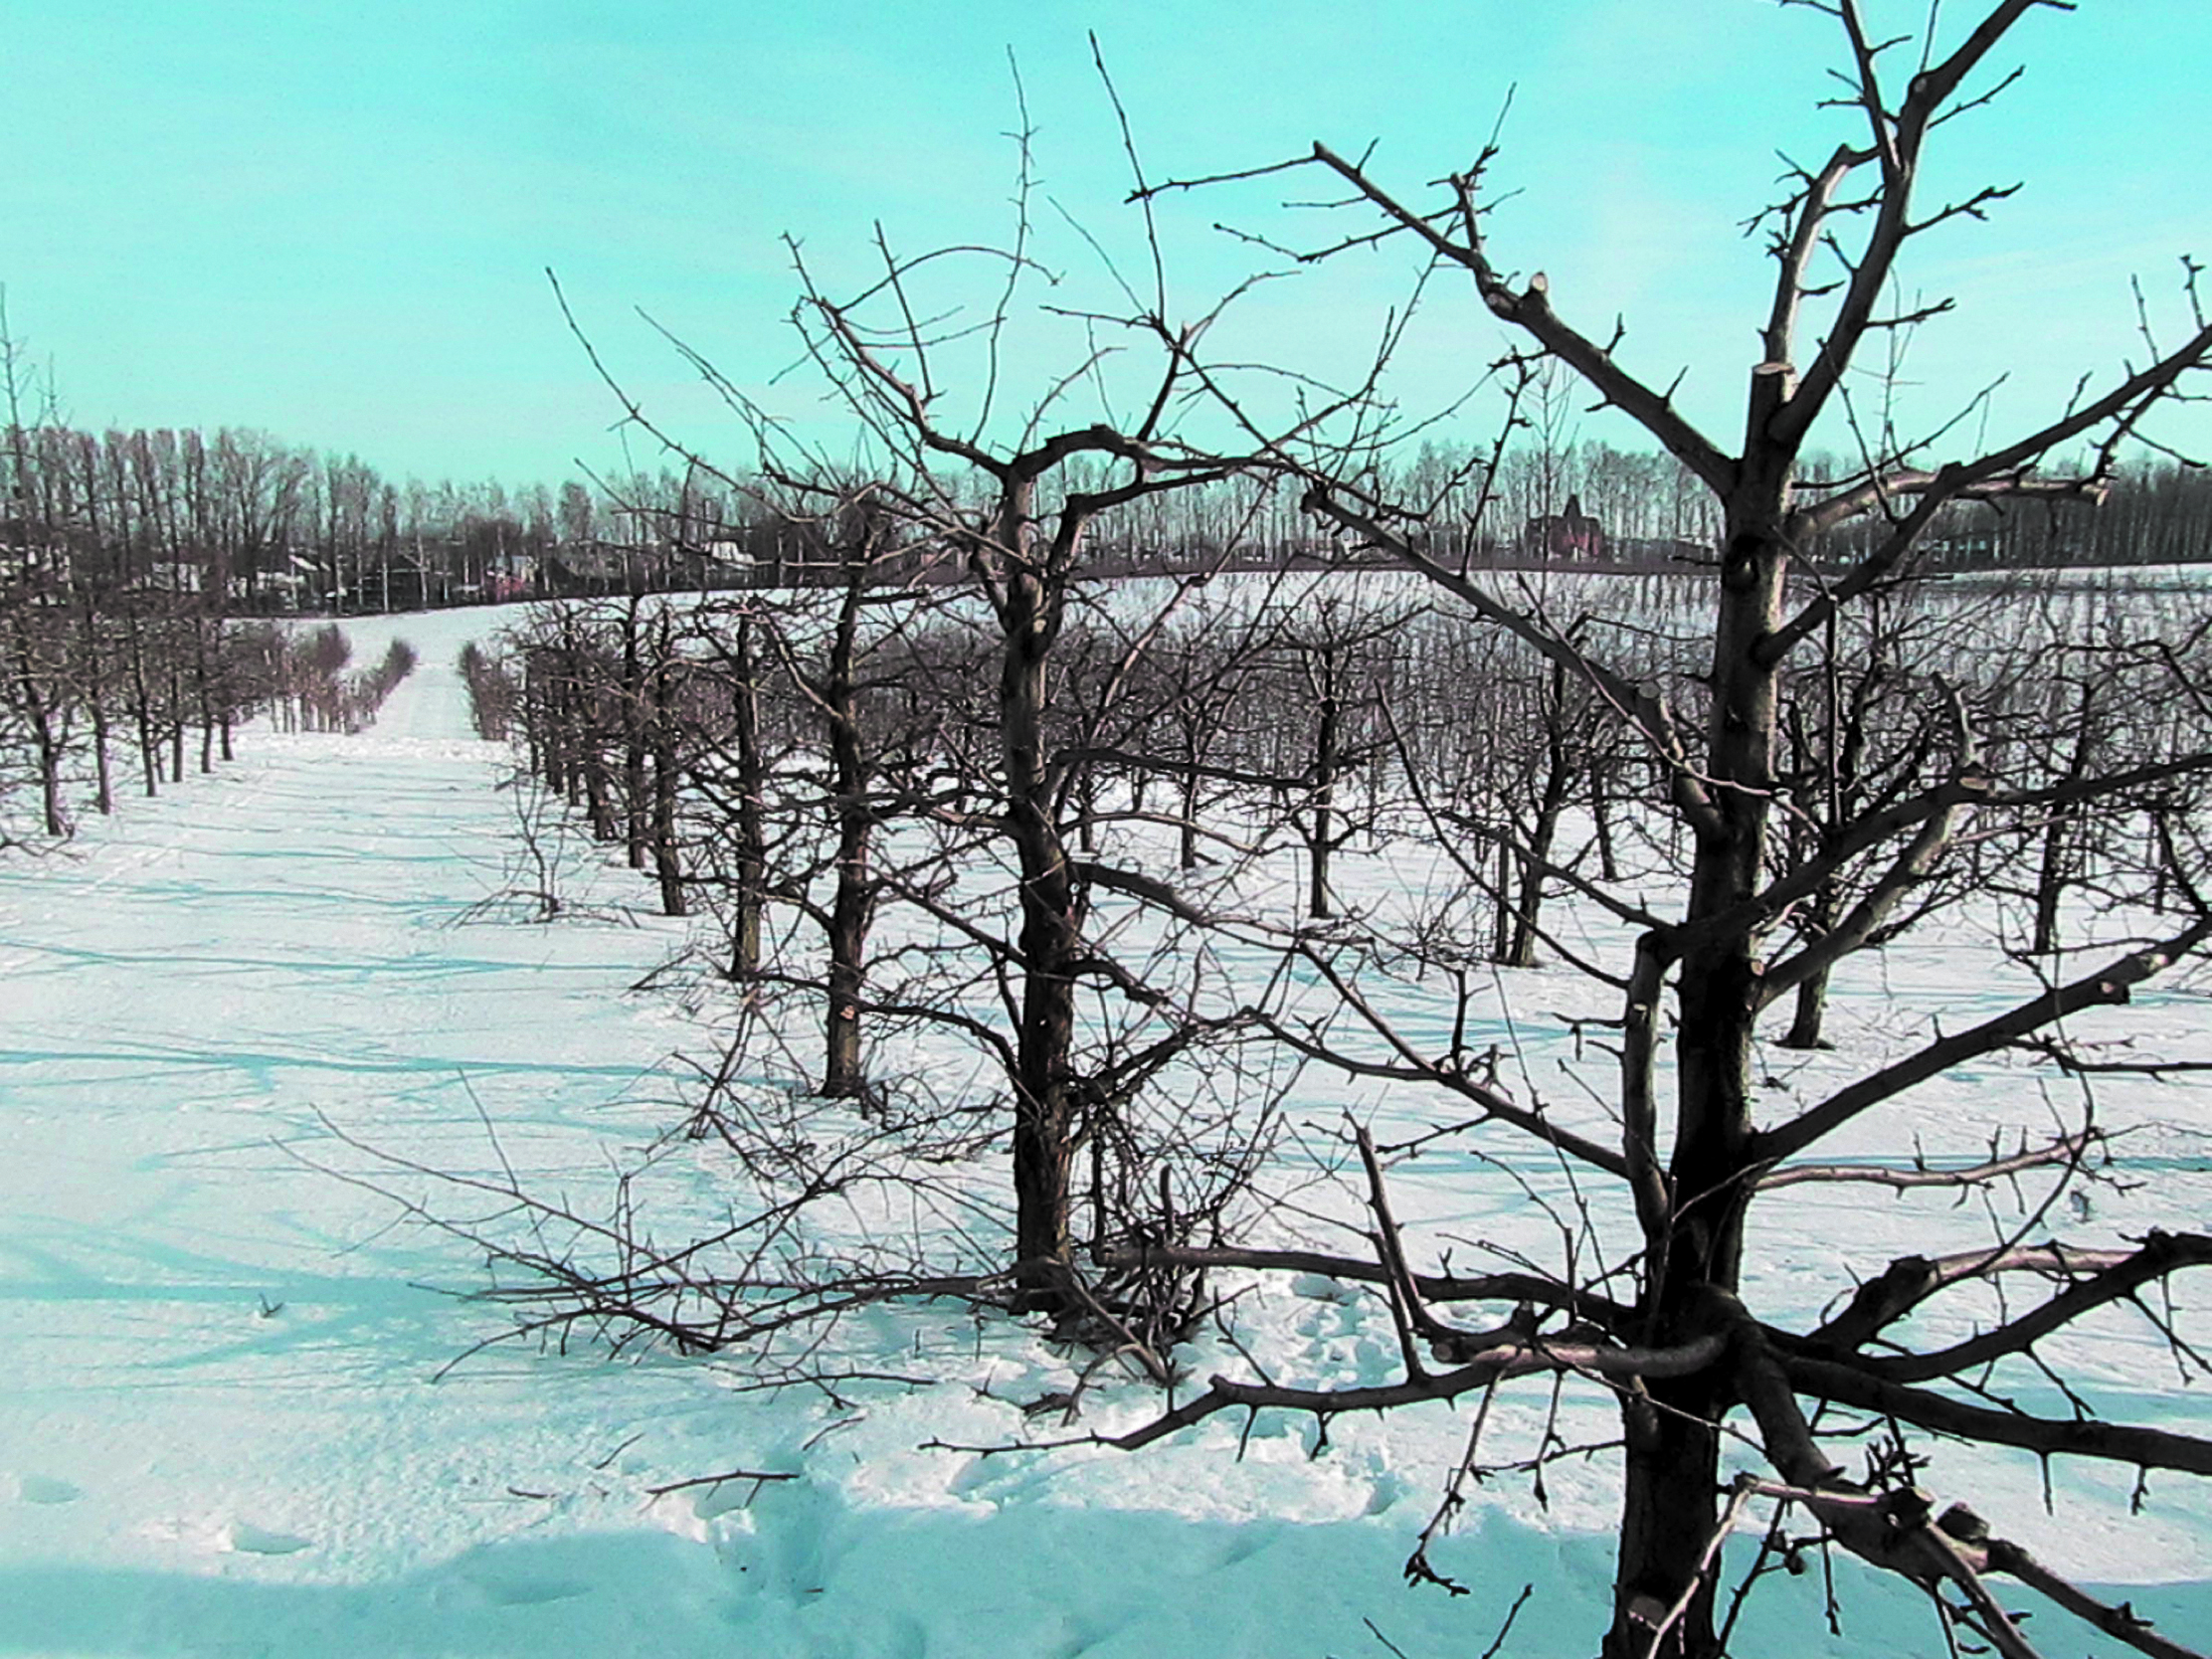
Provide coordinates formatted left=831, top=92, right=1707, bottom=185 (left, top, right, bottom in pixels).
left=1778, top=879, right=1840, bottom=1050
left=128, top=617, right=158, bottom=798
left=824, top=881, right=867, bottom=1098
left=2030, top=683, right=2098, bottom=955
left=1305, top=646, right=1342, bottom=920
left=622, top=595, right=649, bottom=869
left=1605, top=516, right=1784, bottom=1659
left=999, top=547, right=1082, bottom=1309
left=724, top=611, right=767, bottom=979
left=1589, top=753, right=1620, bottom=881
left=821, top=580, right=872, bottom=1099
left=1503, top=794, right=1560, bottom=968
left=1780, top=957, right=1833, bottom=1050
left=1610, top=1376, right=1729, bottom=1659
left=1074, top=767, right=1098, bottom=853
left=169, top=664, right=185, bottom=783
left=81, top=602, right=114, bottom=816
left=1491, top=833, right=1514, bottom=962
left=1505, top=661, right=1576, bottom=967
left=1505, top=713, right=1574, bottom=967
left=579, top=740, right=618, bottom=842
left=647, top=637, right=686, bottom=919
left=18, top=660, right=69, bottom=838
left=195, top=622, right=216, bottom=774
left=1179, top=754, right=1202, bottom=871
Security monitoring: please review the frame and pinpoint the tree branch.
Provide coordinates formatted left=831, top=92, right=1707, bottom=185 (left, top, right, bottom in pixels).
left=1783, top=1351, right=2212, bottom=1475
left=1753, top=915, right=2212, bottom=1165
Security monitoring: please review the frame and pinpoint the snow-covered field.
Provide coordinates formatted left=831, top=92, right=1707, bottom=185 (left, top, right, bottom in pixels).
left=2, top=604, right=2206, bottom=1658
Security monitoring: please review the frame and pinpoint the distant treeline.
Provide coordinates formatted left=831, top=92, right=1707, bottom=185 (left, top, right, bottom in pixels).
left=4, top=421, right=2207, bottom=623
left=0, top=423, right=625, bottom=611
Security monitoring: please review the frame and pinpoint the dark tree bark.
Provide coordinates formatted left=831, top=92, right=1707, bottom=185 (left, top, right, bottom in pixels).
left=621, top=591, right=650, bottom=871
left=647, top=615, right=687, bottom=919
left=721, top=607, right=768, bottom=979
left=818, top=568, right=876, bottom=1099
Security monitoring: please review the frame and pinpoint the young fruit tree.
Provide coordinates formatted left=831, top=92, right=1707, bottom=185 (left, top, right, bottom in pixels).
left=496, top=115, right=1381, bottom=1349
left=1086, top=5, right=2212, bottom=1657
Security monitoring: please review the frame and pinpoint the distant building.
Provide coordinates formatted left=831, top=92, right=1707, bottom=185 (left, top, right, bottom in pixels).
left=541, top=541, right=634, bottom=595
left=1522, top=493, right=1606, bottom=562
left=143, top=559, right=205, bottom=595
left=0, top=514, right=86, bottom=588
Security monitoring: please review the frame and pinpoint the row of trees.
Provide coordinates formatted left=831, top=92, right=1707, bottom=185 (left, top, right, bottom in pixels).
left=589, top=435, right=2212, bottom=584
left=417, top=8, right=2212, bottom=1657
left=0, top=593, right=419, bottom=840
left=491, top=543, right=2209, bottom=1224
left=0, top=587, right=238, bottom=837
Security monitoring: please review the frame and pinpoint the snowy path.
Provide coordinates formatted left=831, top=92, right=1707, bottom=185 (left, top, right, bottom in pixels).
left=0, top=618, right=752, bottom=1654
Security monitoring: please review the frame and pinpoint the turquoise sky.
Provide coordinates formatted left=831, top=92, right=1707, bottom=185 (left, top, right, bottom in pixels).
left=4, top=1, right=2206, bottom=490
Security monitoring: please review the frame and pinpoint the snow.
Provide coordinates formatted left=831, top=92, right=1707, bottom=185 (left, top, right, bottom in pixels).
left=2, top=605, right=2208, bottom=1657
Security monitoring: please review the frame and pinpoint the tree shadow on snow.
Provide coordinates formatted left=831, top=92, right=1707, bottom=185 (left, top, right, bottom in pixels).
left=0, top=1500, right=2201, bottom=1659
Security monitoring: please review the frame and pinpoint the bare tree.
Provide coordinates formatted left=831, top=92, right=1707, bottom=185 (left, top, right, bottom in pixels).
left=1083, top=8, right=2212, bottom=1656
left=761, top=80, right=1359, bottom=1310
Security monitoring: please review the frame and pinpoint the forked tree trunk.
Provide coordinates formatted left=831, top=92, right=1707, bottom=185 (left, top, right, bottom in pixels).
left=1504, top=660, right=1575, bottom=967
left=1504, top=686, right=1576, bottom=967
left=15, top=653, right=69, bottom=837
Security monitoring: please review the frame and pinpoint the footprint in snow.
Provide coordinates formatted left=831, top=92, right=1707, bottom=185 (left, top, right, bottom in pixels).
left=468, top=1571, right=590, bottom=1607
left=17, top=1475, right=83, bottom=1505
left=223, top=1521, right=314, bottom=1556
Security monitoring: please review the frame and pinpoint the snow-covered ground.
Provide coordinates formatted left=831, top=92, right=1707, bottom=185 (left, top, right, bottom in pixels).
left=2, top=605, right=2206, bottom=1658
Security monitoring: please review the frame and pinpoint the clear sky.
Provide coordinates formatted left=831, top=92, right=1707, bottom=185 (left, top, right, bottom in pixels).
left=3, top=1, right=2206, bottom=491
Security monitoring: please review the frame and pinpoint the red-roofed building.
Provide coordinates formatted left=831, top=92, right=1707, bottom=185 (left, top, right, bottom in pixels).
left=1521, top=493, right=1606, bottom=561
